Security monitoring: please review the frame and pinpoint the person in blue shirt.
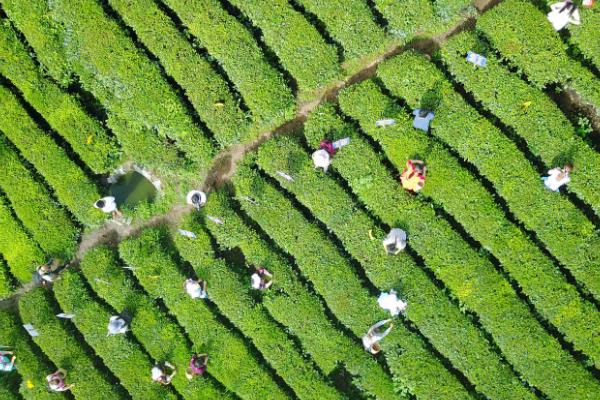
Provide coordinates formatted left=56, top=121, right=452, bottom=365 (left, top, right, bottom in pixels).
left=412, top=109, right=434, bottom=132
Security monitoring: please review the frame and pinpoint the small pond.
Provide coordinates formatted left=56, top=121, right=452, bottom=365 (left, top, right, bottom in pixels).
left=109, top=171, right=157, bottom=208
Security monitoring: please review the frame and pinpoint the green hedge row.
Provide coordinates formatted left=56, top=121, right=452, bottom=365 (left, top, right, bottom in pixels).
left=0, top=259, right=14, bottom=299
left=302, top=103, right=600, bottom=399
left=293, top=0, right=389, bottom=67
left=339, top=78, right=600, bottom=368
left=0, top=310, right=62, bottom=400
left=163, top=0, right=295, bottom=129
left=231, top=162, right=471, bottom=399
left=566, top=6, right=600, bottom=71
left=53, top=270, right=177, bottom=400
left=227, top=0, right=341, bottom=96
left=203, top=190, right=397, bottom=400
left=0, top=84, right=104, bottom=227
left=373, top=0, right=476, bottom=41
left=0, top=372, right=19, bottom=400
left=0, top=197, right=45, bottom=283
left=256, top=135, right=536, bottom=399
left=18, top=289, right=127, bottom=399
left=440, top=31, right=600, bottom=216
left=0, top=19, right=119, bottom=174
left=78, top=246, right=234, bottom=400
left=377, top=51, right=600, bottom=302
left=118, top=228, right=290, bottom=400
left=0, top=138, right=78, bottom=258
left=174, top=215, right=345, bottom=400
left=105, top=0, right=249, bottom=148
left=2, top=0, right=204, bottom=174
left=477, top=0, right=600, bottom=117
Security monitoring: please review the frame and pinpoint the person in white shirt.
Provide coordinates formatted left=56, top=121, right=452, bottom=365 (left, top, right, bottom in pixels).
left=186, top=190, right=207, bottom=210
left=152, top=362, right=176, bottom=385
left=94, top=196, right=122, bottom=218
left=378, top=290, right=408, bottom=316
left=251, top=268, right=273, bottom=291
left=107, top=315, right=129, bottom=336
left=362, top=319, right=394, bottom=354
left=542, top=164, right=572, bottom=192
left=312, top=149, right=331, bottom=171
left=547, top=1, right=581, bottom=31
left=382, top=229, right=407, bottom=255
left=184, top=278, right=208, bottom=299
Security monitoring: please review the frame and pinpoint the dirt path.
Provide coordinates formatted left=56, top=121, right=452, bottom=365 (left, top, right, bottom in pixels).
left=0, top=0, right=503, bottom=309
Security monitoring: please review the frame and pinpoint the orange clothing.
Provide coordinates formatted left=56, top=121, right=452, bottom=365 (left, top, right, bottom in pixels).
left=400, top=161, right=425, bottom=192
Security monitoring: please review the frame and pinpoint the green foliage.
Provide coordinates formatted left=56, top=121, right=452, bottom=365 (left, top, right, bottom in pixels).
left=303, top=102, right=600, bottom=399
left=18, top=289, right=126, bottom=399
left=293, top=0, right=389, bottom=63
left=79, top=246, right=232, bottom=400
left=228, top=0, right=342, bottom=96
left=256, top=134, right=537, bottom=399
left=203, top=190, right=398, bottom=400
left=0, top=84, right=104, bottom=227
left=0, top=311, right=61, bottom=400
left=567, top=6, right=600, bottom=71
left=0, top=138, right=78, bottom=258
left=340, top=78, right=600, bottom=369
left=378, top=51, right=600, bottom=303
left=0, top=259, right=14, bottom=299
left=118, top=228, right=289, bottom=400
left=174, top=215, right=344, bottom=400
left=162, top=0, right=295, bottom=128
left=2, top=0, right=207, bottom=174
left=441, top=31, right=600, bottom=216
left=105, top=0, right=249, bottom=148
left=374, top=0, right=476, bottom=40
left=0, top=19, right=119, bottom=174
left=53, top=270, right=177, bottom=400
left=231, top=163, right=471, bottom=399
left=477, top=0, right=600, bottom=117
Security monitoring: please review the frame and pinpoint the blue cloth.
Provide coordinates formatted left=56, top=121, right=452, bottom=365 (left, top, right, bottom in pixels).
left=412, top=109, right=434, bottom=132
left=466, top=51, right=487, bottom=67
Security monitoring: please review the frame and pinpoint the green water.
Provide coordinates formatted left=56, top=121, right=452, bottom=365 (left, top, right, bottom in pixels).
left=109, top=171, right=157, bottom=208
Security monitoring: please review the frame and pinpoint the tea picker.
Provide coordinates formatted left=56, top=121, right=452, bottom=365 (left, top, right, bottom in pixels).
left=378, top=290, right=408, bottom=316
left=152, top=362, right=176, bottom=385
left=362, top=319, right=394, bottom=354
left=542, top=164, right=572, bottom=192
left=46, top=369, right=74, bottom=392
left=251, top=268, right=273, bottom=291
left=107, top=312, right=130, bottom=336
left=547, top=1, right=582, bottom=31
left=412, top=109, right=435, bottom=132
left=400, top=160, right=427, bottom=193
left=382, top=229, right=407, bottom=255
left=186, top=353, right=209, bottom=380
left=184, top=278, right=208, bottom=299
left=94, top=196, right=123, bottom=219
left=36, top=259, right=62, bottom=286
left=312, top=137, right=351, bottom=172
left=0, top=349, right=16, bottom=372
left=186, top=190, right=207, bottom=210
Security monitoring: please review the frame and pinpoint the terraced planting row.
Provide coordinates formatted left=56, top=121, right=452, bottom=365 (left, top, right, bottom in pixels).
left=477, top=0, right=600, bottom=118
left=1, top=0, right=600, bottom=399
left=377, top=51, right=600, bottom=302
left=337, top=78, right=600, bottom=367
